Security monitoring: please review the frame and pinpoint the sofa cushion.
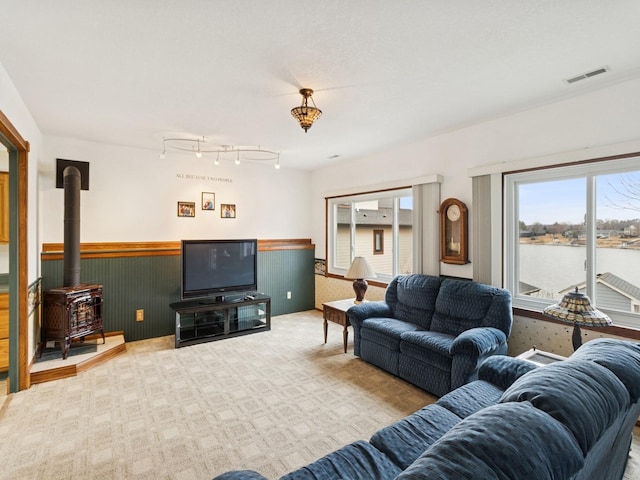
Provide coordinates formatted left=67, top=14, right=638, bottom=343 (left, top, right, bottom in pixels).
left=436, top=379, right=504, bottom=419
left=571, top=338, right=640, bottom=402
left=279, top=440, right=401, bottom=480
left=500, top=360, right=629, bottom=456
left=430, top=279, right=512, bottom=337
left=401, top=330, right=453, bottom=357
left=361, top=318, right=423, bottom=351
left=370, top=404, right=461, bottom=469
left=386, top=274, right=440, bottom=329
left=396, top=402, right=584, bottom=480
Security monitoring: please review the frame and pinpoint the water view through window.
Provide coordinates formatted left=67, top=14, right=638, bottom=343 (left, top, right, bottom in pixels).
left=517, top=170, right=640, bottom=316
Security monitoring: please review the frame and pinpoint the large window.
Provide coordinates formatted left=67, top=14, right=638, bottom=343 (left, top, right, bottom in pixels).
left=505, top=156, right=640, bottom=328
left=327, top=188, right=413, bottom=282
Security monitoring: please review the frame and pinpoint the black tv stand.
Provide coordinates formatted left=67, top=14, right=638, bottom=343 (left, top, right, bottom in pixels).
left=170, top=294, right=270, bottom=348
left=199, top=296, right=224, bottom=305
left=197, top=294, right=247, bottom=305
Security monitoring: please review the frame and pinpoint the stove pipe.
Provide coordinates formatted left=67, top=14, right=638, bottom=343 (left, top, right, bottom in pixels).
left=63, top=166, right=81, bottom=287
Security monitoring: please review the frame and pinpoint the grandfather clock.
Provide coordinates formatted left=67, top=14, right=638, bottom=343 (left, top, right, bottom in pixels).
left=439, top=198, right=469, bottom=265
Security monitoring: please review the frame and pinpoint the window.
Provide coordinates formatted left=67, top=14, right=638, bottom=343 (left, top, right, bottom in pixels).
left=505, top=156, right=640, bottom=328
left=373, top=230, right=384, bottom=255
left=327, top=188, right=413, bottom=282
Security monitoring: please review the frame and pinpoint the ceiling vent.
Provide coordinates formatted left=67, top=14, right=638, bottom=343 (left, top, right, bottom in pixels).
left=564, top=66, right=610, bottom=84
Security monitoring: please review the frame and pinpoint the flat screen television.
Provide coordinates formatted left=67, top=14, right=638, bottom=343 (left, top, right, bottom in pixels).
left=181, top=239, right=257, bottom=301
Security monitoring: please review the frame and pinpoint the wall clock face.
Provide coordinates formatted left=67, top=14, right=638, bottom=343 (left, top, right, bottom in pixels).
left=447, top=204, right=461, bottom=222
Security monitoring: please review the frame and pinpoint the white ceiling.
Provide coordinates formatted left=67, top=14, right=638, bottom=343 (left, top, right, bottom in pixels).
left=1, top=1, right=640, bottom=170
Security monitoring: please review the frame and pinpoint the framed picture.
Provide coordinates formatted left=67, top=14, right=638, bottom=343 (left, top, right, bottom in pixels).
left=220, top=203, right=236, bottom=218
left=202, top=192, right=215, bottom=210
left=177, top=201, right=196, bottom=217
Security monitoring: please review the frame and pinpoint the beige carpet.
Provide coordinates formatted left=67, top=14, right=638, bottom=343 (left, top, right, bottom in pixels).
left=0, top=310, right=638, bottom=480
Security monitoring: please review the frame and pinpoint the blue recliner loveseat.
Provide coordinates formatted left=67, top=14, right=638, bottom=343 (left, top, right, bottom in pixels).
left=347, top=274, right=513, bottom=396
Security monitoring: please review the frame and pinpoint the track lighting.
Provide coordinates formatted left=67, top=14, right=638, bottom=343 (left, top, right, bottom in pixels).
left=160, top=137, right=280, bottom=168
left=159, top=139, right=167, bottom=159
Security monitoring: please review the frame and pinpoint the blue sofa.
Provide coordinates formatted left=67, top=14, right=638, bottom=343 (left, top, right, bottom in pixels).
left=347, top=274, right=513, bottom=396
left=213, top=338, right=640, bottom=480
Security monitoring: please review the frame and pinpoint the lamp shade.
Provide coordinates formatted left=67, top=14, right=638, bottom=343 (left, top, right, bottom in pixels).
left=344, top=257, right=376, bottom=304
left=543, top=287, right=611, bottom=351
left=542, top=287, right=612, bottom=327
left=345, top=257, right=376, bottom=280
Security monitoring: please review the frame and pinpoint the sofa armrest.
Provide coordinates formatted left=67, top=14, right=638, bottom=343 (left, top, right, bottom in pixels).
left=212, top=471, right=269, bottom=480
left=451, top=327, right=507, bottom=357
left=347, top=301, right=393, bottom=356
left=450, top=328, right=509, bottom=391
left=477, top=355, right=537, bottom=390
left=347, top=301, right=392, bottom=325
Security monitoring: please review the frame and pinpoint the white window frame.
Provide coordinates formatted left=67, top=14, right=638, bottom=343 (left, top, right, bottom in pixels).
left=327, top=188, right=412, bottom=283
left=504, top=156, right=640, bottom=329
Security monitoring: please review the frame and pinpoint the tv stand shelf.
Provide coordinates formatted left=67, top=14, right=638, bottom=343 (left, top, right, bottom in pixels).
left=169, top=294, right=270, bottom=348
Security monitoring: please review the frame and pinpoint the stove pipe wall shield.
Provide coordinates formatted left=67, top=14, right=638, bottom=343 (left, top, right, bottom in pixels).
left=63, top=165, right=81, bottom=287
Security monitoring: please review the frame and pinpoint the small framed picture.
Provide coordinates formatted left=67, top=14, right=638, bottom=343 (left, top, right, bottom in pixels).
left=177, top=201, right=196, bottom=217
left=220, top=203, right=236, bottom=218
left=202, top=192, right=215, bottom=210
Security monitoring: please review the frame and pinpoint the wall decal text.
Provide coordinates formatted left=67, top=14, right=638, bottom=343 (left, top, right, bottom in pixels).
left=176, top=173, right=233, bottom=183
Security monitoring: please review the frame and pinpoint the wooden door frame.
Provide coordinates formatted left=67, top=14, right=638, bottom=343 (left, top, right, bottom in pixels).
left=0, top=109, right=30, bottom=392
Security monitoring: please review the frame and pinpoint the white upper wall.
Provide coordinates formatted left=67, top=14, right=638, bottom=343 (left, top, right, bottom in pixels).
left=310, top=77, right=640, bottom=278
left=41, top=136, right=312, bottom=243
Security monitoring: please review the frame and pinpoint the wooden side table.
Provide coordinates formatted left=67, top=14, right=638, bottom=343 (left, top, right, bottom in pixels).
left=322, top=299, right=356, bottom=353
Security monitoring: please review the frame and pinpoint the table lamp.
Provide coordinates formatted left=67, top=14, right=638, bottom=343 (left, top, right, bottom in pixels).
left=345, top=257, right=377, bottom=304
left=542, top=287, right=612, bottom=351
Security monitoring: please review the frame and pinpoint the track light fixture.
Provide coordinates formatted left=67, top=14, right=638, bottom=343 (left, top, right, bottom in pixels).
left=160, top=137, right=280, bottom=168
left=291, top=88, right=322, bottom=132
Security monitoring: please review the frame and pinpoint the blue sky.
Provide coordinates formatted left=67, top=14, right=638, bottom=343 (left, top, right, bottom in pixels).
left=519, top=173, right=639, bottom=225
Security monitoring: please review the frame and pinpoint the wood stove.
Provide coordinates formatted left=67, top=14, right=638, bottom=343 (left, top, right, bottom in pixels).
left=40, top=284, right=104, bottom=359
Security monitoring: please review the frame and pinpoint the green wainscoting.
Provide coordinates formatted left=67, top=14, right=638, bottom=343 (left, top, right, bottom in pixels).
left=40, top=240, right=315, bottom=342
left=257, top=248, right=315, bottom=315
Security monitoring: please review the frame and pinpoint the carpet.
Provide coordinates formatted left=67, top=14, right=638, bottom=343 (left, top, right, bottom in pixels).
left=0, top=310, right=638, bottom=480
left=0, top=311, right=433, bottom=479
